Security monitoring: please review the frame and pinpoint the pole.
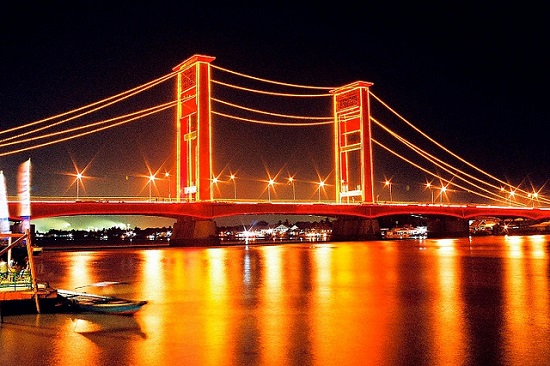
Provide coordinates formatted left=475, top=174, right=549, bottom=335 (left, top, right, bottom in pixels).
left=25, top=230, right=40, bottom=314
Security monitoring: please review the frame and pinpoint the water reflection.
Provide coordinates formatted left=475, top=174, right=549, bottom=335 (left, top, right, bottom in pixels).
left=3, top=235, right=550, bottom=365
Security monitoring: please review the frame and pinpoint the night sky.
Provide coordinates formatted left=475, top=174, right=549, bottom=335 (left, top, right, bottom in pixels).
left=1, top=2, right=548, bottom=229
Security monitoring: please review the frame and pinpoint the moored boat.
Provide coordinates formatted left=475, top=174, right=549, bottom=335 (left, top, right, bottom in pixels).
left=57, top=289, right=148, bottom=315
left=384, top=225, right=428, bottom=239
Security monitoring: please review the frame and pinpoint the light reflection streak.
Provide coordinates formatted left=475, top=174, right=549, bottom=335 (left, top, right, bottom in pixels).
left=433, top=239, right=466, bottom=364
left=69, top=253, right=94, bottom=288
left=505, top=235, right=523, bottom=258
left=528, top=235, right=546, bottom=259
left=435, top=238, right=458, bottom=255
left=503, top=236, right=550, bottom=364
left=204, top=247, right=230, bottom=365
left=503, top=236, right=529, bottom=364
left=137, top=249, right=167, bottom=364
left=260, top=245, right=286, bottom=366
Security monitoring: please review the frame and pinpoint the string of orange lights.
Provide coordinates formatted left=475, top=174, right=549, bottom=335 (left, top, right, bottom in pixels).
left=0, top=100, right=177, bottom=157
left=372, top=117, right=510, bottom=202
left=0, top=71, right=177, bottom=143
left=370, top=92, right=549, bottom=205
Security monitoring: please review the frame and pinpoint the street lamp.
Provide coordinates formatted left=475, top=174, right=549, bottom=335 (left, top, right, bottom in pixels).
left=528, top=192, right=538, bottom=207
left=426, top=182, right=434, bottom=204
left=267, top=179, right=275, bottom=202
left=440, top=185, right=446, bottom=204
left=288, top=177, right=296, bottom=201
left=211, top=176, right=219, bottom=200
left=148, top=174, right=156, bottom=201
left=165, top=172, right=171, bottom=201
left=230, top=174, right=237, bottom=200
left=75, top=173, right=82, bottom=201
left=384, top=180, right=393, bottom=202
left=318, top=180, right=325, bottom=202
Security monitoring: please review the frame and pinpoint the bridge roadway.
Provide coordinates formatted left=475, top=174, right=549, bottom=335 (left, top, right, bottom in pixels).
left=7, top=200, right=550, bottom=222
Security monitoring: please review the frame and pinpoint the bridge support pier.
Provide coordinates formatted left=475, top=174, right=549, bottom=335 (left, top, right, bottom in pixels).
left=170, top=217, right=220, bottom=247
left=331, top=217, right=381, bottom=241
left=427, top=217, right=469, bottom=238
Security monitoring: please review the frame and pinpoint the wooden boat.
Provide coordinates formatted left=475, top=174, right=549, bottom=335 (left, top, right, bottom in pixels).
left=57, top=289, right=147, bottom=315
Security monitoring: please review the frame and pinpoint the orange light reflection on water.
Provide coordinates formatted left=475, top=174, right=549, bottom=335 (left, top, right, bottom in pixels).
left=503, top=235, right=550, bottom=365
left=432, top=238, right=467, bottom=364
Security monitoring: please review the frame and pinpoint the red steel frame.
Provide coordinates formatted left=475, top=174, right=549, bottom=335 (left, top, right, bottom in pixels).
left=331, top=81, right=374, bottom=203
left=173, top=55, right=215, bottom=202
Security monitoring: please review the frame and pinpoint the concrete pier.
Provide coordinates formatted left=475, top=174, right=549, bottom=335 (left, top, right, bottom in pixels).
left=331, top=217, right=381, bottom=241
left=170, top=217, right=220, bottom=246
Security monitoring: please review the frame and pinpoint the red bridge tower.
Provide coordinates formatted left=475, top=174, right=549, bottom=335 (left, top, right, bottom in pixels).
left=331, top=81, right=375, bottom=203
left=173, top=54, right=216, bottom=202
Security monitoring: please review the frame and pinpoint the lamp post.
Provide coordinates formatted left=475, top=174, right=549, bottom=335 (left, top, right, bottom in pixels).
left=288, top=177, right=296, bottom=201
left=211, top=176, right=218, bottom=200
left=440, top=185, right=446, bottom=204
left=165, top=172, right=171, bottom=201
left=318, top=181, right=325, bottom=202
left=76, top=173, right=82, bottom=201
left=230, top=174, right=237, bottom=200
left=148, top=174, right=156, bottom=201
left=268, top=179, right=275, bottom=202
left=384, top=180, right=393, bottom=202
left=532, top=192, right=538, bottom=207
left=426, top=182, right=434, bottom=204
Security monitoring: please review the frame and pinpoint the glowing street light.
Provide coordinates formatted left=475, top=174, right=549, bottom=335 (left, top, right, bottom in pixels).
left=508, top=189, right=515, bottom=206
left=230, top=174, right=237, bottom=200
left=211, top=176, right=219, bottom=200
left=318, top=180, right=325, bottom=202
left=165, top=172, right=171, bottom=201
left=426, top=182, right=434, bottom=204
left=527, top=192, right=539, bottom=207
left=267, top=179, right=275, bottom=202
left=440, top=185, right=447, bottom=204
left=148, top=174, right=156, bottom=201
left=384, top=180, right=393, bottom=202
left=288, top=176, right=296, bottom=201
left=75, top=172, right=83, bottom=201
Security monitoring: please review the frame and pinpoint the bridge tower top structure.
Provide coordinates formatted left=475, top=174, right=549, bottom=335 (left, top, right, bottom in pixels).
left=172, top=54, right=375, bottom=204
left=173, top=54, right=216, bottom=202
left=331, top=81, right=374, bottom=204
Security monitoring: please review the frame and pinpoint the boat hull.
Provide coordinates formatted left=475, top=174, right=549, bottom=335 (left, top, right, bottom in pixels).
left=57, top=289, right=147, bottom=316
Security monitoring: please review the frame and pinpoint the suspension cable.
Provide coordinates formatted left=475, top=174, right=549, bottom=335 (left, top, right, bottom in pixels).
left=0, top=73, right=177, bottom=144
left=0, top=71, right=177, bottom=137
left=212, top=98, right=332, bottom=120
left=0, top=101, right=177, bottom=157
left=212, top=111, right=333, bottom=127
left=371, top=117, right=509, bottom=201
left=370, top=91, right=519, bottom=193
left=0, top=100, right=178, bottom=149
left=212, top=64, right=336, bottom=90
left=372, top=138, right=514, bottom=206
left=213, top=80, right=332, bottom=97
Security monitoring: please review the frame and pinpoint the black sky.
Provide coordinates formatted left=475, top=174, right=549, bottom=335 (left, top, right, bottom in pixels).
left=1, top=1, right=548, bottom=199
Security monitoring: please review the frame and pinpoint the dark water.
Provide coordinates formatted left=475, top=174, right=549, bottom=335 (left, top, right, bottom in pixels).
left=2, top=235, right=550, bottom=365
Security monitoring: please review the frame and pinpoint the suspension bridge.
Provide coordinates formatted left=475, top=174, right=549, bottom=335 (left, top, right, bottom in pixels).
left=1, top=54, right=549, bottom=244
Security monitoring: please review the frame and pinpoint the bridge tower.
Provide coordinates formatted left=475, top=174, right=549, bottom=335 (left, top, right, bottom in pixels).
left=173, top=54, right=216, bottom=202
left=331, top=81, right=374, bottom=203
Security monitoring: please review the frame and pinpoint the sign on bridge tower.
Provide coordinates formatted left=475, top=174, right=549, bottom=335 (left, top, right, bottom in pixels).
left=173, top=55, right=215, bottom=202
left=331, top=81, right=374, bottom=203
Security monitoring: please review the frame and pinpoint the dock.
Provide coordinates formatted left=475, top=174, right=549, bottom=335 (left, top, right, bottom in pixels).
left=1, top=231, right=58, bottom=322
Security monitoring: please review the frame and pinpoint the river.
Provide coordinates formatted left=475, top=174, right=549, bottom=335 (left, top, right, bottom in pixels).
left=1, top=235, right=550, bottom=365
